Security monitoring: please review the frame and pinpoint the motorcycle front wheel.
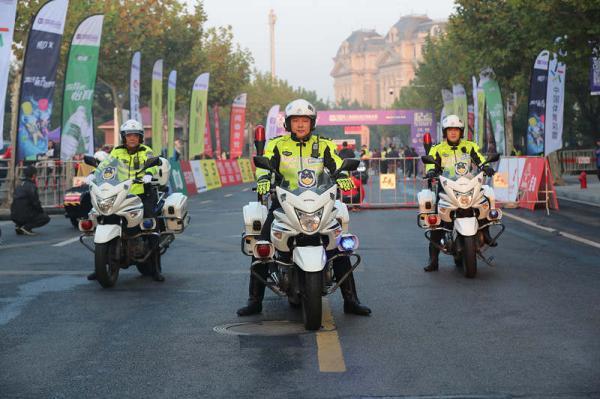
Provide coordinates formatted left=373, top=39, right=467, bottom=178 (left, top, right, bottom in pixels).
left=461, top=235, right=477, bottom=278
left=301, top=271, right=323, bottom=331
left=95, top=238, right=120, bottom=288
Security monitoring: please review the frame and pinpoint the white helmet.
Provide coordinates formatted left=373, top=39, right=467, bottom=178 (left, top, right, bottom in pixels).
left=93, top=150, right=109, bottom=163
left=120, top=119, right=144, bottom=142
left=441, top=114, right=464, bottom=138
left=284, top=99, right=317, bottom=132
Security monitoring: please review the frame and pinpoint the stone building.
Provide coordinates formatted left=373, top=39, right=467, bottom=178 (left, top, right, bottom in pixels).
left=331, top=15, right=445, bottom=108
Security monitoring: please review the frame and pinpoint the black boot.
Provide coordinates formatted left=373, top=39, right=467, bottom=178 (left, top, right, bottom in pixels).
left=87, top=272, right=97, bottom=280
left=237, top=264, right=267, bottom=316
left=481, top=226, right=497, bottom=247
left=424, top=244, right=439, bottom=272
left=340, top=273, right=371, bottom=316
left=153, top=272, right=165, bottom=282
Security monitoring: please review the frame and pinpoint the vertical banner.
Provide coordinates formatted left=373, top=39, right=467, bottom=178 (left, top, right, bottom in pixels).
left=476, top=79, right=486, bottom=149
left=17, top=0, right=69, bottom=162
left=265, top=104, right=280, bottom=144
left=545, top=53, right=566, bottom=156
left=151, top=59, right=163, bottom=155
left=482, top=78, right=505, bottom=155
left=440, top=89, right=453, bottom=143
left=0, top=0, right=18, bottom=148
left=167, top=70, right=176, bottom=158
left=472, top=76, right=479, bottom=145
left=590, top=52, right=600, bottom=96
left=526, top=50, right=549, bottom=155
left=213, top=105, right=221, bottom=157
left=229, top=93, right=247, bottom=159
left=60, top=14, right=104, bottom=160
left=188, top=72, right=209, bottom=159
left=203, top=105, right=213, bottom=157
left=452, top=84, right=468, bottom=133
left=129, top=51, right=141, bottom=124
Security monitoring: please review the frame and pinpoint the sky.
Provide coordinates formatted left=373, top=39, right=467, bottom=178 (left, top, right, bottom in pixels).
left=189, top=0, right=456, bottom=102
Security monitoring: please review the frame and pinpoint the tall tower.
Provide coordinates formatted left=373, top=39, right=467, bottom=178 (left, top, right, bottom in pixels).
left=268, top=9, right=277, bottom=79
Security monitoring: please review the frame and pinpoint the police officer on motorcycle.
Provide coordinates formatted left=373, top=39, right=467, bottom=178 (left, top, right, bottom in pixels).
left=237, top=99, right=371, bottom=316
left=87, top=119, right=163, bottom=281
left=423, top=115, right=496, bottom=272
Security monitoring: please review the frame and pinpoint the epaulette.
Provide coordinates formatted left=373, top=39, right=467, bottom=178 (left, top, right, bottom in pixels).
left=318, top=136, right=332, bottom=141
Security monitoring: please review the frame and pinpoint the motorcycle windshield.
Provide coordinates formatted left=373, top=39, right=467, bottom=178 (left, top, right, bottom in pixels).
left=94, top=156, right=131, bottom=186
left=442, top=169, right=475, bottom=181
left=280, top=172, right=336, bottom=196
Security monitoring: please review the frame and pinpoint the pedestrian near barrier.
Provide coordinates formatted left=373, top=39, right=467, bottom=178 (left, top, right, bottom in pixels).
left=10, top=165, right=50, bottom=236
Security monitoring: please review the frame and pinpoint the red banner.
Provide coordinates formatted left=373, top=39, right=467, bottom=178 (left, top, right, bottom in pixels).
left=216, top=160, right=243, bottom=186
left=229, top=94, right=247, bottom=159
left=179, top=161, right=198, bottom=196
left=518, top=157, right=558, bottom=210
left=204, top=105, right=213, bottom=157
left=213, top=105, right=222, bottom=158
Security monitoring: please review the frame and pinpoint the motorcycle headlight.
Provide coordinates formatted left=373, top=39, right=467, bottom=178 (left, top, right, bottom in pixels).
left=295, top=208, right=323, bottom=233
left=97, top=195, right=117, bottom=214
left=453, top=189, right=474, bottom=208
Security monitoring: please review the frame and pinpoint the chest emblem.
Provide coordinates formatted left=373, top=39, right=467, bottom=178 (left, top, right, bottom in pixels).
left=298, top=169, right=317, bottom=188
left=102, top=167, right=116, bottom=180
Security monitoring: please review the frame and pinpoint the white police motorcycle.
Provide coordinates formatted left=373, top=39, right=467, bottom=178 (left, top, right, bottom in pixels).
left=418, top=154, right=504, bottom=278
left=79, top=155, right=189, bottom=288
left=241, top=156, right=361, bottom=330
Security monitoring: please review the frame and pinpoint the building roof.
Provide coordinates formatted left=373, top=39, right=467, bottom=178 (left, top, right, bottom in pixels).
left=338, top=29, right=385, bottom=55
left=386, top=15, right=433, bottom=41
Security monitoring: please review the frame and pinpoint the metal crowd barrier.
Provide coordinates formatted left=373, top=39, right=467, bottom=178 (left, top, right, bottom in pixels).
left=558, top=149, right=596, bottom=174
left=342, top=157, right=424, bottom=208
left=0, top=159, right=80, bottom=211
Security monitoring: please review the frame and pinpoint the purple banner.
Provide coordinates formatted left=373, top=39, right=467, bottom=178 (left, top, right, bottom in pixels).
left=317, top=109, right=435, bottom=156
left=590, top=55, right=600, bottom=96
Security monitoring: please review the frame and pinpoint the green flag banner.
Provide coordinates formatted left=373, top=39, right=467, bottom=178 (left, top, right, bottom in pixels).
left=60, top=14, right=104, bottom=160
left=151, top=59, right=163, bottom=155
left=476, top=79, right=486, bottom=149
left=482, top=78, right=505, bottom=155
left=188, top=72, right=209, bottom=159
left=167, top=70, right=176, bottom=158
left=452, top=84, right=468, bottom=136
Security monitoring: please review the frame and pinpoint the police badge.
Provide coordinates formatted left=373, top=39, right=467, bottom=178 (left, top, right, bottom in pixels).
left=298, top=169, right=316, bottom=188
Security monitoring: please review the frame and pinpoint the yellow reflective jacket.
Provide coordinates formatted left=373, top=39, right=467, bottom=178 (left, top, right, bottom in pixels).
left=109, top=144, right=158, bottom=195
left=256, top=134, right=345, bottom=191
left=426, top=140, right=486, bottom=178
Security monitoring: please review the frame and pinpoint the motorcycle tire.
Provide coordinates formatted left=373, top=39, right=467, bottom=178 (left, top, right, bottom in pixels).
left=461, top=236, right=477, bottom=278
left=95, top=238, right=120, bottom=288
left=301, top=271, right=323, bottom=331
left=136, top=237, right=161, bottom=276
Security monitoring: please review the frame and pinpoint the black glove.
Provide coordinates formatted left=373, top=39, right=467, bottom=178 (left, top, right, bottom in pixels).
left=482, top=165, right=495, bottom=176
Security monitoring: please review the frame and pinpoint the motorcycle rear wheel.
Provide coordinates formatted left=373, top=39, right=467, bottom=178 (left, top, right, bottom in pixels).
left=95, top=238, right=120, bottom=288
left=301, top=271, right=323, bottom=331
left=136, top=237, right=161, bottom=276
left=461, top=236, right=477, bottom=278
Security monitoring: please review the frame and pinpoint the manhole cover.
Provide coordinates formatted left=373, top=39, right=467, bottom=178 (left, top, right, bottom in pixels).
left=213, top=320, right=308, bottom=336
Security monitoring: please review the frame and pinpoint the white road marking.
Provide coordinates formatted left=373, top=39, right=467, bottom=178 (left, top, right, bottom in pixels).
left=557, top=196, right=600, bottom=208
left=242, top=187, right=250, bottom=192
left=200, top=200, right=213, bottom=204
left=224, top=194, right=233, bottom=197
left=52, top=237, right=80, bottom=247
left=503, top=211, right=600, bottom=249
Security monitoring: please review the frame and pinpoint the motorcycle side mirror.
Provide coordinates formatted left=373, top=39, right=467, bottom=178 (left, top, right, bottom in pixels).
left=332, top=158, right=360, bottom=179
left=486, top=153, right=500, bottom=163
left=253, top=156, right=273, bottom=172
left=83, top=155, right=98, bottom=167
left=143, top=156, right=161, bottom=169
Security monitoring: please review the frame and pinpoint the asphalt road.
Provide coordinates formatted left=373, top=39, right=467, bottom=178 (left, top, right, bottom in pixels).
left=1, top=184, right=599, bottom=399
